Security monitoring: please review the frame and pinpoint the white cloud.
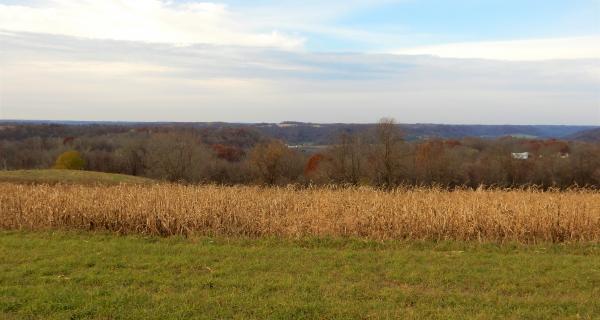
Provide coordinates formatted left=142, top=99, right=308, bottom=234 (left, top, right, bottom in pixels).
left=0, top=0, right=304, bottom=49
left=391, top=37, right=600, bottom=61
left=1, top=31, right=599, bottom=124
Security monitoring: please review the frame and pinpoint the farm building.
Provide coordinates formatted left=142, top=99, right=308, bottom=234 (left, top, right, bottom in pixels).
left=511, top=152, right=530, bottom=160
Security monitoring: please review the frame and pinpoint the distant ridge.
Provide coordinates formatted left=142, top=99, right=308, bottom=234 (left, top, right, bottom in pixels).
left=566, top=127, right=600, bottom=142
left=0, top=120, right=597, bottom=144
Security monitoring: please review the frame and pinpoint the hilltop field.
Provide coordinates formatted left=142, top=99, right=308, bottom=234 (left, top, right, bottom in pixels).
left=1, top=175, right=599, bottom=319
left=0, top=169, right=153, bottom=185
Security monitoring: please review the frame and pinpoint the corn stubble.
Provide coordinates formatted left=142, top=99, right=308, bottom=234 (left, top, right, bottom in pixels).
left=1, top=183, right=598, bottom=243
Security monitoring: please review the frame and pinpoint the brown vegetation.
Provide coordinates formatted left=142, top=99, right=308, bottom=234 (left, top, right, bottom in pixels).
left=1, top=120, right=599, bottom=188
left=1, top=183, right=598, bottom=243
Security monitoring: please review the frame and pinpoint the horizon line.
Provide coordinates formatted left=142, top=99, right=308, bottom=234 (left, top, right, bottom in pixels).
left=1, top=119, right=598, bottom=127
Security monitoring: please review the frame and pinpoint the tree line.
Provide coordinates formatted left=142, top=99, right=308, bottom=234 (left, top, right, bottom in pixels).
left=1, top=119, right=599, bottom=188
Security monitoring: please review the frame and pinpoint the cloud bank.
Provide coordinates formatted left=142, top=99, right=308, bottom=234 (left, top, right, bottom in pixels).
left=0, top=1, right=598, bottom=124
left=1, top=31, right=598, bottom=124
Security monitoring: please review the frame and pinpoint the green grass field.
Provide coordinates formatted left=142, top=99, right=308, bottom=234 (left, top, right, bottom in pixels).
left=1, top=231, right=599, bottom=319
left=0, top=169, right=153, bottom=185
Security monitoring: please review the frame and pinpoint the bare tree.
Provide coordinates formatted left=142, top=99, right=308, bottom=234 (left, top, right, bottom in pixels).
left=145, top=132, right=209, bottom=182
left=374, top=117, right=403, bottom=187
left=117, top=140, right=146, bottom=176
left=328, top=132, right=364, bottom=184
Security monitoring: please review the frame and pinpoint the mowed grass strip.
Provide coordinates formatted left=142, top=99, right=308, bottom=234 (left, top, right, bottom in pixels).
left=1, top=183, right=599, bottom=242
left=0, top=231, right=599, bottom=319
left=0, top=169, right=154, bottom=185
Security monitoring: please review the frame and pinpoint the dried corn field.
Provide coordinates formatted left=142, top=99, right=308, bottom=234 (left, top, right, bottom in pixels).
left=1, top=183, right=599, bottom=243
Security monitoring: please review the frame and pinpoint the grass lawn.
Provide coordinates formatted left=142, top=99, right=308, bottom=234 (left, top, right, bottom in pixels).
left=0, top=169, right=153, bottom=185
left=1, top=232, right=599, bottom=319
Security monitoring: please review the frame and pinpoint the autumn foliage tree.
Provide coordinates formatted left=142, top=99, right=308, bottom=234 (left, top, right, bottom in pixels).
left=305, top=154, right=325, bottom=177
left=248, top=140, right=303, bottom=185
left=212, top=144, right=245, bottom=162
left=53, top=151, right=86, bottom=170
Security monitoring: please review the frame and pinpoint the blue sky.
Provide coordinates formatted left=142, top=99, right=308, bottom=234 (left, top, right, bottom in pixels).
left=0, top=0, right=598, bottom=124
left=300, top=0, right=598, bottom=51
left=204, top=0, right=600, bottom=51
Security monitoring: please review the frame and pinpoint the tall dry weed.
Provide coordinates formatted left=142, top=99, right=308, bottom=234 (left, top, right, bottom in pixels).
left=1, top=183, right=598, bottom=243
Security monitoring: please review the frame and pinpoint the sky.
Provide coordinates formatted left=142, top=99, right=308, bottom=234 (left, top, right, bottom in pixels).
left=0, top=0, right=599, bottom=124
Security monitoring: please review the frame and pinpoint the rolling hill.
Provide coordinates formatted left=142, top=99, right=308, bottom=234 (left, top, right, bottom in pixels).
left=0, top=169, right=154, bottom=185
left=566, top=127, right=600, bottom=142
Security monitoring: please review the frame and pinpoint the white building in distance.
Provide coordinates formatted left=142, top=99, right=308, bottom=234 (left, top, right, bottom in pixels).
left=511, top=152, right=530, bottom=160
